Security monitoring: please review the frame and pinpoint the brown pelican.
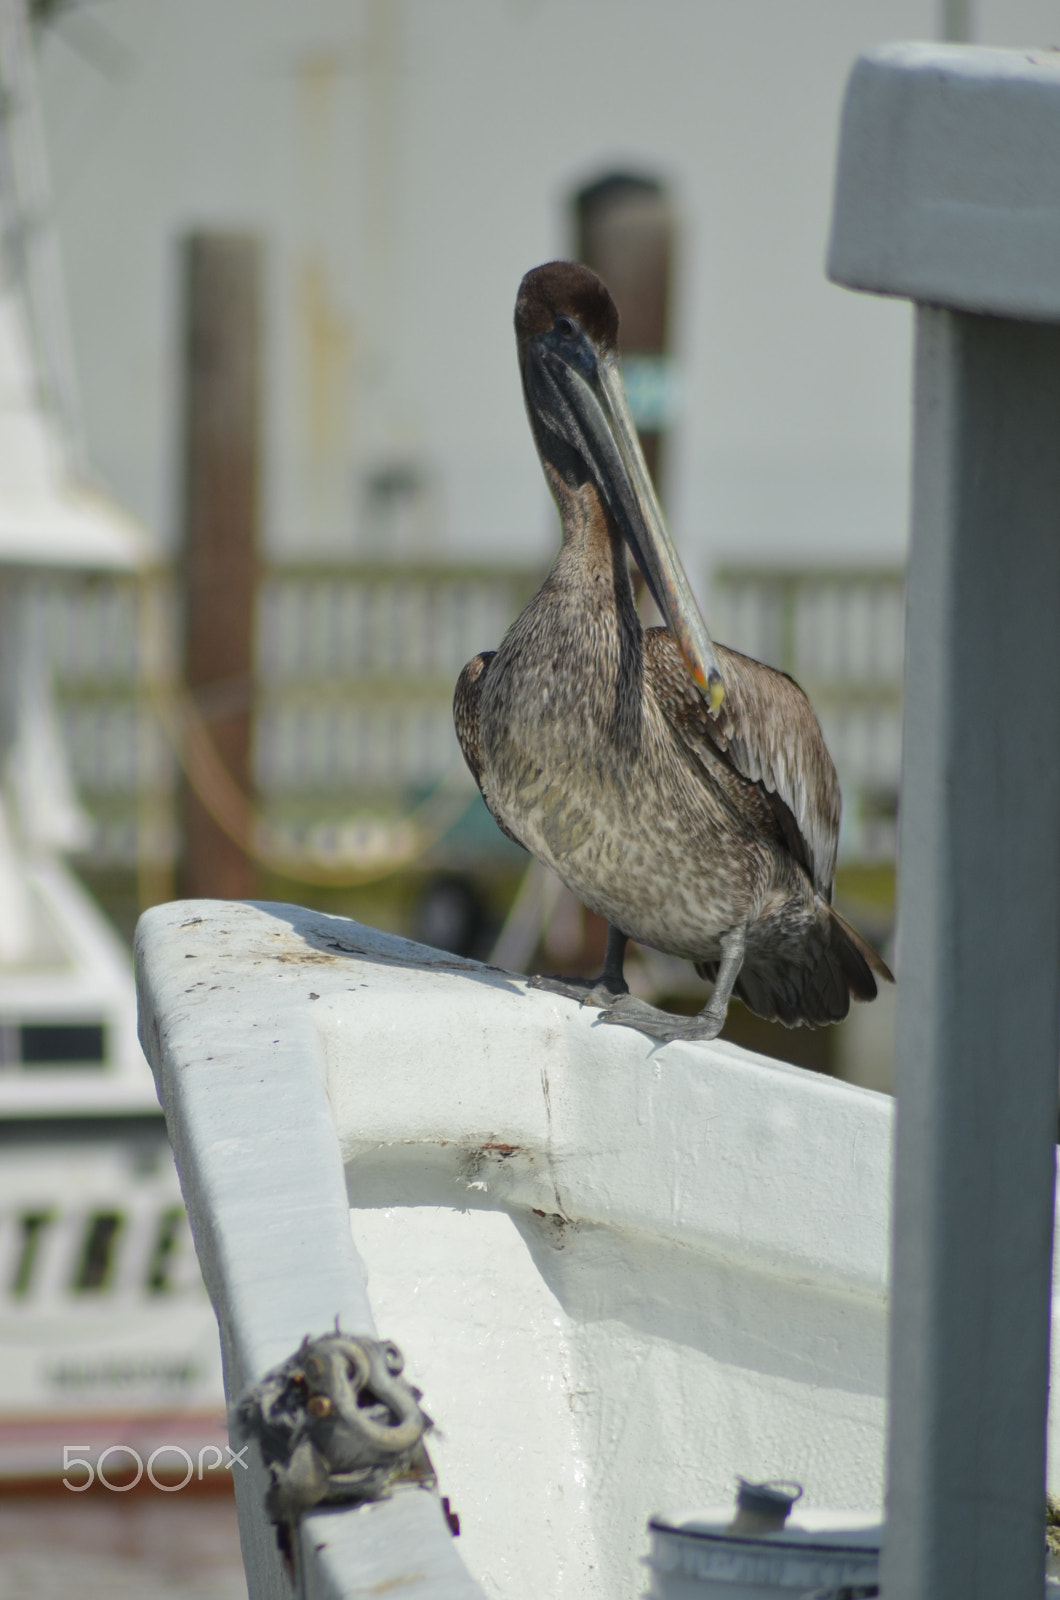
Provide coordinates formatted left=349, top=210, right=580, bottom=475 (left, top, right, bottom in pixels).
left=454, top=261, right=891, bottom=1043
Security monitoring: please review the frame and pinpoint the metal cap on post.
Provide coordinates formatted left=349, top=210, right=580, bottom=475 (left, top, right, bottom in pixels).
left=828, top=44, right=1060, bottom=1600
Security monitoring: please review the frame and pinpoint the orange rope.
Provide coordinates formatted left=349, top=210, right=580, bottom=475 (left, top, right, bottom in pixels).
left=147, top=675, right=475, bottom=890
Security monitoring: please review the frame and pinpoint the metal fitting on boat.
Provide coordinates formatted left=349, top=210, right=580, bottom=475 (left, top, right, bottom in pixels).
left=726, top=1477, right=803, bottom=1536
left=645, top=1480, right=881, bottom=1600
left=801, top=1589, right=879, bottom=1599
left=235, top=1329, right=436, bottom=1526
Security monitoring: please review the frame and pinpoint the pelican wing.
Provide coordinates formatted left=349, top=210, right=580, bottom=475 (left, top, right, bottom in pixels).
left=645, top=630, right=841, bottom=897
left=453, top=651, right=529, bottom=851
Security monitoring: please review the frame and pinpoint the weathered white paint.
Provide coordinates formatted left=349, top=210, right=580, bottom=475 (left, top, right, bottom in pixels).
left=135, top=899, right=1060, bottom=1595
left=134, top=899, right=877, bottom=1596
left=829, top=42, right=1060, bottom=1600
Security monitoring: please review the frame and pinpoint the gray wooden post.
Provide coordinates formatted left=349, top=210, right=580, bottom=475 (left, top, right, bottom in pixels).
left=828, top=44, right=1060, bottom=1600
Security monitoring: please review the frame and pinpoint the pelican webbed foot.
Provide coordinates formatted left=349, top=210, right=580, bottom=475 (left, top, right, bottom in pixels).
left=597, top=923, right=748, bottom=1047
left=529, top=973, right=626, bottom=1007
left=527, top=924, right=629, bottom=1011
left=597, top=994, right=726, bottom=1043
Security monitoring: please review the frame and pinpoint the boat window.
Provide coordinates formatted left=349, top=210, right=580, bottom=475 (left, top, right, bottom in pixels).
left=73, top=1212, right=124, bottom=1292
left=19, top=1022, right=106, bottom=1067
left=145, top=1206, right=186, bottom=1294
left=10, top=1212, right=54, bottom=1297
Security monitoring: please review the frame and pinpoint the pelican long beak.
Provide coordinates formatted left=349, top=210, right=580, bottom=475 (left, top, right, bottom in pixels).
left=536, top=341, right=725, bottom=713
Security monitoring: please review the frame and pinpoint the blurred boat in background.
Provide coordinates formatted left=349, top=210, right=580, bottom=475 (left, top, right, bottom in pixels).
left=0, top=0, right=226, bottom=1490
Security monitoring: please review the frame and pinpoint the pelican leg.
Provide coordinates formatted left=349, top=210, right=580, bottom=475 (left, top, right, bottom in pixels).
left=528, top=923, right=630, bottom=1008
left=598, top=924, right=748, bottom=1044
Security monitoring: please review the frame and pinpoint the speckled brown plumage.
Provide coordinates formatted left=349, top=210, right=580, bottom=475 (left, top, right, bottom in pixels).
left=454, top=261, right=891, bottom=1034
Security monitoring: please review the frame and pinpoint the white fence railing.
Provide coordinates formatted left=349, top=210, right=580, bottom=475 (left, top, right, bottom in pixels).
left=35, top=561, right=904, bottom=874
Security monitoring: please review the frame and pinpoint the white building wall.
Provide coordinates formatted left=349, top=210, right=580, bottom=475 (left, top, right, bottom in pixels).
left=35, top=0, right=1060, bottom=575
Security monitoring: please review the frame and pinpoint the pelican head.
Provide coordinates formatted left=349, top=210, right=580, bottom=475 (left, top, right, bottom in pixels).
left=515, top=260, right=724, bottom=713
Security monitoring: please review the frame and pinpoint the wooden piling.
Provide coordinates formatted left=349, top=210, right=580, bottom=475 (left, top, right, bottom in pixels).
left=178, top=232, right=261, bottom=901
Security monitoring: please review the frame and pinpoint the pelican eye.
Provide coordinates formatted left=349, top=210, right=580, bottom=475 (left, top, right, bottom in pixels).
left=555, top=315, right=579, bottom=340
